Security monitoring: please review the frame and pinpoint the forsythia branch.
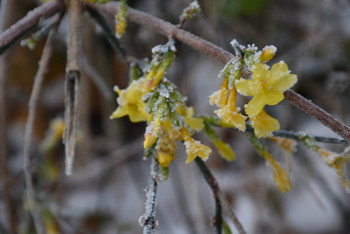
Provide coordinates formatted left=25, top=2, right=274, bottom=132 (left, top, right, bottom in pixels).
left=86, top=1, right=350, bottom=143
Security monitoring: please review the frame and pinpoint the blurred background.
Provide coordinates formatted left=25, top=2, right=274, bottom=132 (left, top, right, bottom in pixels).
left=1, top=0, right=350, bottom=233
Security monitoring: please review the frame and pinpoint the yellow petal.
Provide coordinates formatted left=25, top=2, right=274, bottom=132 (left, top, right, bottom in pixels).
left=251, top=110, right=280, bottom=138
left=184, top=139, right=212, bottom=164
left=245, top=93, right=266, bottom=116
left=263, top=151, right=292, bottom=193
left=264, top=89, right=284, bottom=106
left=213, top=139, right=235, bottom=161
left=274, top=73, right=297, bottom=92
left=236, top=79, right=261, bottom=96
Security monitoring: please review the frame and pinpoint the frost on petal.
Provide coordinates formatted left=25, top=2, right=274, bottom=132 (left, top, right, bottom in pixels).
left=251, top=110, right=280, bottom=138
left=259, top=45, right=277, bottom=63
left=235, top=78, right=260, bottom=96
left=184, top=139, right=212, bottom=164
left=213, top=139, right=236, bottom=161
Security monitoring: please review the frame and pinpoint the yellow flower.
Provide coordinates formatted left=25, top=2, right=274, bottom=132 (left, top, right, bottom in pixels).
left=157, top=130, right=177, bottom=167
left=236, top=62, right=297, bottom=117
left=209, top=77, right=229, bottom=108
left=259, top=45, right=277, bottom=63
left=213, top=139, right=235, bottom=161
left=180, top=128, right=212, bottom=164
left=317, top=148, right=350, bottom=192
left=178, top=105, right=204, bottom=131
left=110, top=79, right=150, bottom=122
left=144, top=116, right=162, bottom=148
left=263, top=151, right=292, bottom=193
left=214, top=88, right=247, bottom=131
left=250, top=110, right=280, bottom=138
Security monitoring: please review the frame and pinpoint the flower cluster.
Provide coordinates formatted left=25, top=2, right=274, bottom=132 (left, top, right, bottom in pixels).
left=111, top=40, right=211, bottom=170
left=210, top=40, right=297, bottom=138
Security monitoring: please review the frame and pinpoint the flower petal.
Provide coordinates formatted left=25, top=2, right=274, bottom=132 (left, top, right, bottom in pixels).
left=245, top=93, right=266, bottom=116
left=251, top=110, right=280, bottom=138
left=236, top=79, right=261, bottom=96
left=264, top=89, right=284, bottom=105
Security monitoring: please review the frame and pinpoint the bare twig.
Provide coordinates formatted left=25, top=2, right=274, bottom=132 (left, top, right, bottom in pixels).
left=86, top=6, right=128, bottom=64
left=194, top=158, right=222, bottom=234
left=64, top=0, right=81, bottom=175
left=86, top=2, right=350, bottom=143
left=0, top=0, right=16, bottom=233
left=219, top=192, right=247, bottom=234
left=139, top=156, right=160, bottom=234
left=0, top=0, right=64, bottom=55
left=23, top=16, right=59, bottom=234
left=81, top=56, right=113, bottom=101
left=194, top=158, right=247, bottom=234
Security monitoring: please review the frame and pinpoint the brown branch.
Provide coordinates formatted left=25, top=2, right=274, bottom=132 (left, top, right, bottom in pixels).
left=23, top=17, right=59, bottom=234
left=64, top=0, right=81, bottom=175
left=0, top=0, right=64, bottom=55
left=86, top=1, right=350, bottom=142
left=0, top=0, right=16, bottom=233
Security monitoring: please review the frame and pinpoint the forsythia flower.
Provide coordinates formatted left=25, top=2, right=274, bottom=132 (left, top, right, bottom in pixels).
left=236, top=62, right=297, bottom=117
left=263, top=151, right=292, bottom=193
left=317, top=148, right=350, bottom=192
left=110, top=79, right=150, bottom=122
left=250, top=110, right=280, bottom=138
left=214, top=88, right=247, bottom=131
left=157, top=130, right=177, bottom=167
left=181, top=128, right=212, bottom=163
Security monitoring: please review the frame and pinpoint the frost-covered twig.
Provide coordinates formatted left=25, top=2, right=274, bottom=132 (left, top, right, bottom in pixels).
left=0, top=0, right=64, bottom=55
left=64, top=0, right=81, bottom=175
left=86, top=1, right=350, bottom=143
left=23, top=16, right=59, bottom=234
left=139, top=156, right=160, bottom=234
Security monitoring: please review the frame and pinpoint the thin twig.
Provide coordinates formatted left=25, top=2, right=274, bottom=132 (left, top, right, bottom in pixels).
left=194, top=158, right=247, bottom=234
left=0, top=0, right=16, bottom=233
left=194, top=158, right=222, bottom=234
left=219, top=193, right=247, bottom=234
left=271, top=129, right=348, bottom=144
left=86, top=1, right=350, bottom=143
left=140, top=156, right=160, bottom=234
left=23, top=16, right=59, bottom=234
left=86, top=6, right=128, bottom=64
left=81, top=55, right=114, bottom=101
left=64, top=0, right=81, bottom=175
left=0, top=0, right=64, bottom=55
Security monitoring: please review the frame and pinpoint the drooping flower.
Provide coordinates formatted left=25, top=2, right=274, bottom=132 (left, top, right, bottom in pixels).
left=263, top=151, right=292, bottom=193
left=214, top=88, right=247, bottom=131
left=317, top=148, right=350, bottom=192
left=110, top=79, right=150, bottom=122
left=181, top=128, right=211, bottom=164
left=156, top=129, right=177, bottom=167
left=236, top=62, right=297, bottom=117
